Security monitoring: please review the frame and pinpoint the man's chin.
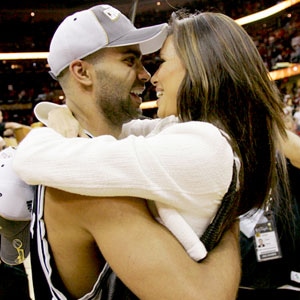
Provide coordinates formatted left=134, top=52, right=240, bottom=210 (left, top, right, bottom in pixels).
left=130, top=93, right=142, bottom=107
left=136, top=108, right=143, bottom=115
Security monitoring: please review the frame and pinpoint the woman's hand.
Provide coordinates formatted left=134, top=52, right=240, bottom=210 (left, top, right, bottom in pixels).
left=48, top=107, right=87, bottom=138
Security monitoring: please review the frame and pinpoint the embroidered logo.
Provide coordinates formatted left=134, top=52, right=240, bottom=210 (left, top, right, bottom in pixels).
left=291, top=271, right=300, bottom=284
left=103, top=7, right=119, bottom=21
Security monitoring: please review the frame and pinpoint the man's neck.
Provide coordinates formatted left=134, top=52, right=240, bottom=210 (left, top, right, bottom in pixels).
left=67, top=100, right=122, bottom=138
left=76, top=113, right=122, bottom=138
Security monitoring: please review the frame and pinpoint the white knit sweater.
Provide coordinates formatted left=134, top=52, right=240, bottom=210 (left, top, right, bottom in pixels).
left=13, top=114, right=235, bottom=261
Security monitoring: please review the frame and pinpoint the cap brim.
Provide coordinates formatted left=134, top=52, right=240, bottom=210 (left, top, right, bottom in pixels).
left=34, top=102, right=66, bottom=127
left=107, top=23, right=168, bottom=55
left=0, top=217, right=30, bottom=265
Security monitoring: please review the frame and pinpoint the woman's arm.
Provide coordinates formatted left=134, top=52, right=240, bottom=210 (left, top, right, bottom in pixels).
left=13, top=124, right=233, bottom=211
left=38, top=102, right=164, bottom=138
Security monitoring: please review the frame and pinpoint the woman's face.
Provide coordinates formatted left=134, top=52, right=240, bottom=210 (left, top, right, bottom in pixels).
left=151, top=36, right=186, bottom=118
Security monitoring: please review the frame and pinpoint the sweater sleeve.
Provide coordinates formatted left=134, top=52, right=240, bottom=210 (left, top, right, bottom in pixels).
left=13, top=121, right=234, bottom=211
left=119, top=115, right=177, bottom=138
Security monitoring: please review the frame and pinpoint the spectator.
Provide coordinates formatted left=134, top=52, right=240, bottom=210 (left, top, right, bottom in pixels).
left=238, top=130, right=300, bottom=300
left=0, top=110, right=23, bottom=138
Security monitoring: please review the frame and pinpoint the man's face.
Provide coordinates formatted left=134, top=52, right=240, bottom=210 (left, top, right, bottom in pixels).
left=93, top=45, right=150, bottom=127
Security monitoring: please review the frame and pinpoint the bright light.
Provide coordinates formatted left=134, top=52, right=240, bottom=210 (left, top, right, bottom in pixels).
left=236, top=0, right=300, bottom=25
left=0, top=52, right=48, bottom=60
left=140, top=100, right=157, bottom=109
left=269, top=64, right=300, bottom=80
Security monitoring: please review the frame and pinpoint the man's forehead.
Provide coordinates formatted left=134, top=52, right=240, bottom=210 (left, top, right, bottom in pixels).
left=104, top=45, right=142, bottom=57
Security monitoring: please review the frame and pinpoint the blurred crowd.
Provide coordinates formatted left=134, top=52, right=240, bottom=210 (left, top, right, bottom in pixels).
left=0, top=0, right=299, bottom=126
left=283, top=86, right=300, bottom=134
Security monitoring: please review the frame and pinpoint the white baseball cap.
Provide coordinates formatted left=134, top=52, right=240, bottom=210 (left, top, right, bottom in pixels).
left=48, top=4, right=168, bottom=78
left=0, top=147, right=34, bottom=265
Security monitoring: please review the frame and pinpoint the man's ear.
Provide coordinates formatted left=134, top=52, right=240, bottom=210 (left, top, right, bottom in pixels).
left=69, top=60, right=92, bottom=86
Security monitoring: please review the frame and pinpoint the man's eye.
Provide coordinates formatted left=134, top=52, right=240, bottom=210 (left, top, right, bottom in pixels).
left=125, top=57, right=136, bottom=66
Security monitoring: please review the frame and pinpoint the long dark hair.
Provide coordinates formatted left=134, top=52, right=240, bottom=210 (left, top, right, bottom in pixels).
left=169, top=10, right=291, bottom=248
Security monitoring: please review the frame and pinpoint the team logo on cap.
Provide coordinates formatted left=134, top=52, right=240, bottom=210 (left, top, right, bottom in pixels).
left=103, top=6, right=119, bottom=21
left=13, top=238, right=25, bottom=264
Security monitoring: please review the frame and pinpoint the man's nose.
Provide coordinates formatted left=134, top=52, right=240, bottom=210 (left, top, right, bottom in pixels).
left=137, top=65, right=151, bottom=82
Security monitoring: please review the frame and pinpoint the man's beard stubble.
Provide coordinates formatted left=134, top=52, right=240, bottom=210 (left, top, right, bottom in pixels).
left=95, top=71, right=141, bottom=128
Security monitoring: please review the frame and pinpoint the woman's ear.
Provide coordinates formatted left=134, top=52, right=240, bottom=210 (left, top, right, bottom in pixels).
left=69, top=60, right=93, bottom=86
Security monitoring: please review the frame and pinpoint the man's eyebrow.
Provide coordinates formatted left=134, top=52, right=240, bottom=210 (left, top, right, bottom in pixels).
left=120, top=48, right=142, bottom=58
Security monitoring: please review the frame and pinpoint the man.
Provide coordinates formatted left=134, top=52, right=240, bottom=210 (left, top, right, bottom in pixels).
left=10, top=5, right=240, bottom=299
left=0, top=110, right=23, bottom=138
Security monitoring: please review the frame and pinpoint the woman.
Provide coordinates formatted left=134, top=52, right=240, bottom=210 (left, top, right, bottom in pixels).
left=14, top=10, right=290, bottom=262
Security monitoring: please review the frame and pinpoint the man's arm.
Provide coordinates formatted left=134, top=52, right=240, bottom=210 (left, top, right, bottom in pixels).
left=3, top=121, right=23, bottom=136
left=4, top=121, right=23, bottom=130
left=85, top=197, right=241, bottom=300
